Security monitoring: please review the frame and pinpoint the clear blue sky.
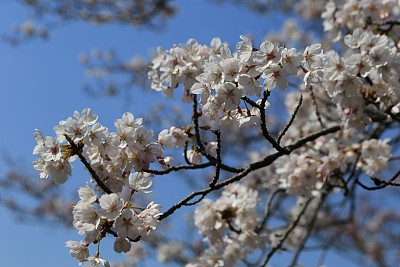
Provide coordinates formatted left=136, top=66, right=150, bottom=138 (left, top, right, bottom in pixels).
left=0, top=1, right=360, bottom=266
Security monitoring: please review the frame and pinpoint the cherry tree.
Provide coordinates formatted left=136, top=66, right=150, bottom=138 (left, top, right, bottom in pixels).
left=2, top=0, right=400, bottom=266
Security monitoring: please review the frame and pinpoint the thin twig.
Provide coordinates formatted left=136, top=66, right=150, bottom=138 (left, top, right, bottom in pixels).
left=191, top=95, right=243, bottom=173
left=261, top=197, right=314, bottom=267
left=356, top=169, right=400, bottom=190
left=308, top=86, right=326, bottom=129
left=345, top=152, right=361, bottom=185
left=144, top=162, right=213, bottom=175
left=289, top=194, right=326, bottom=267
left=186, top=194, right=206, bottom=206
left=256, top=188, right=285, bottom=233
left=376, top=20, right=400, bottom=33
left=209, top=130, right=221, bottom=187
left=277, top=94, right=303, bottom=144
left=183, top=141, right=191, bottom=165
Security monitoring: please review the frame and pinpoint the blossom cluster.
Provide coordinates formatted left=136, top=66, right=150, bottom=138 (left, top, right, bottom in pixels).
left=33, top=27, right=397, bottom=263
left=190, top=183, right=265, bottom=266
left=146, top=26, right=397, bottom=200
left=30, top=0, right=400, bottom=265
left=275, top=134, right=392, bottom=196
left=322, top=0, right=400, bottom=43
left=319, top=28, right=400, bottom=128
left=148, top=26, right=400, bottom=131
left=33, top=109, right=191, bottom=265
left=148, top=36, right=325, bottom=128
left=251, top=89, right=391, bottom=198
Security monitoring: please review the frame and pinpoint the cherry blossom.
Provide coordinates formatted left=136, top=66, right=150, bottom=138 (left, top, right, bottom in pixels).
left=65, top=240, right=89, bottom=264
left=31, top=2, right=400, bottom=265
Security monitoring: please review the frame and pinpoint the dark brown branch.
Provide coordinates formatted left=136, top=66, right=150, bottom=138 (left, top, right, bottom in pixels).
left=107, top=228, right=141, bottom=242
left=376, top=20, right=400, bottom=33
left=209, top=130, right=222, bottom=187
left=261, top=197, right=314, bottom=266
left=183, top=141, right=191, bottom=165
left=259, top=91, right=289, bottom=154
left=144, top=162, right=213, bottom=175
left=159, top=125, right=341, bottom=221
left=370, top=176, right=400, bottom=186
left=289, top=194, right=326, bottom=267
left=285, top=125, right=341, bottom=151
left=21, top=0, right=176, bottom=26
left=157, top=166, right=251, bottom=221
left=345, top=152, right=361, bottom=185
left=277, top=94, right=303, bottom=144
left=64, top=135, right=112, bottom=194
left=192, top=94, right=206, bottom=153
left=256, top=188, right=285, bottom=233
left=241, top=96, right=260, bottom=108
left=308, top=86, right=326, bottom=129
left=186, top=194, right=206, bottom=206
left=192, top=95, right=243, bottom=173
left=357, top=169, right=400, bottom=190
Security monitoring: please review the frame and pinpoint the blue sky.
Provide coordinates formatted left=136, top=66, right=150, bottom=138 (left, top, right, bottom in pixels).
left=0, top=1, right=361, bottom=266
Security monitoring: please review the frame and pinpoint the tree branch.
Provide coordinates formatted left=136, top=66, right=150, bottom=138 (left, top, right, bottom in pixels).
left=209, top=130, right=222, bottom=187
left=192, top=94, right=243, bottom=173
left=64, top=135, right=112, bottom=194
left=261, top=197, right=314, bottom=266
left=277, top=94, right=303, bottom=144
left=259, top=91, right=289, bottom=153
left=159, top=125, right=341, bottom=221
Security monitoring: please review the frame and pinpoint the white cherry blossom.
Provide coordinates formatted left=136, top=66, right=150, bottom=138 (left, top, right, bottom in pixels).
left=114, top=209, right=140, bottom=240
left=98, top=193, right=123, bottom=220
left=128, top=172, right=153, bottom=193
